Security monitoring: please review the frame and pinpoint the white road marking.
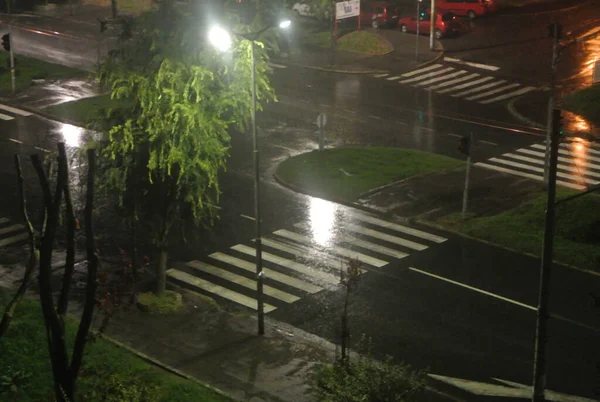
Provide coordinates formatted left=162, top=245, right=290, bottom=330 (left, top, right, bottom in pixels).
left=451, top=80, right=506, bottom=97
left=447, top=133, right=462, bottom=138
left=399, top=67, right=454, bottom=84
left=8, top=138, right=22, bottom=144
left=258, top=236, right=348, bottom=272
left=488, top=157, right=599, bottom=185
left=340, top=233, right=409, bottom=260
left=231, top=244, right=341, bottom=286
left=414, top=70, right=467, bottom=87
left=478, top=140, right=498, bottom=146
left=0, top=113, right=14, bottom=120
left=0, top=232, right=29, bottom=247
left=562, top=142, right=600, bottom=157
left=532, top=143, right=600, bottom=163
left=517, top=148, right=600, bottom=171
left=187, top=260, right=299, bottom=303
left=436, top=76, right=494, bottom=94
left=0, top=224, right=25, bottom=235
left=346, top=223, right=428, bottom=251
left=386, top=75, right=402, bottom=80
left=368, top=115, right=382, bottom=119
left=466, top=83, right=521, bottom=101
left=503, top=152, right=600, bottom=178
left=427, top=73, right=480, bottom=90
left=267, top=62, right=287, bottom=69
left=400, top=64, right=444, bottom=77
left=274, top=229, right=388, bottom=268
left=373, top=73, right=389, bottom=78
left=351, top=211, right=447, bottom=243
left=0, top=104, right=32, bottom=116
left=479, top=86, right=537, bottom=104
left=474, top=162, right=586, bottom=190
left=0, top=218, right=10, bottom=225
left=167, top=268, right=277, bottom=312
left=209, top=252, right=322, bottom=293
left=240, top=214, right=255, bottom=221
left=409, top=267, right=536, bottom=311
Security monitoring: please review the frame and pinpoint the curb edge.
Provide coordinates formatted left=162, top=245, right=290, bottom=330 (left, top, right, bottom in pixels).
left=507, top=95, right=545, bottom=129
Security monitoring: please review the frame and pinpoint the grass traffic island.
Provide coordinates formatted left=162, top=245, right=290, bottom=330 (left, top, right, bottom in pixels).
left=438, top=189, right=600, bottom=272
left=0, top=291, right=230, bottom=401
left=275, top=147, right=464, bottom=201
left=136, top=290, right=183, bottom=313
left=0, top=53, right=87, bottom=93
left=43, top=94, right=129, bottom=126
left=298, top=28, right=392, bottom=55
left=562, top=84, right=600, bottom=128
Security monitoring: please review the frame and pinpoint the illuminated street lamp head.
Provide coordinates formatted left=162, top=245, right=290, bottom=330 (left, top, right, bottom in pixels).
left=278, top=19, right=291, bottom=29
left=208, top=25, right=232, bottom=52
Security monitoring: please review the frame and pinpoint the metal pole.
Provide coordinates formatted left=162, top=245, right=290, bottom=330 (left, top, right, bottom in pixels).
left=532, top=110, right=559, bottom=402
left=319, top=122, right=324, bottom=150
left=543, top=24, right=558, bottom=189
left=429, top=0, right=435, bottom=51
left=9, top=25, right=15, bottom=94
left=251, top=41, right=265, bottom=336
left=461, top=133, right=472, bottom=219
left=415, top=0, right=420, bottom=61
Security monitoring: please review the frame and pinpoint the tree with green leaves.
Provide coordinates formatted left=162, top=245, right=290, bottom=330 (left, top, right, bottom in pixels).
left=92, top=0, right=276, bottom=295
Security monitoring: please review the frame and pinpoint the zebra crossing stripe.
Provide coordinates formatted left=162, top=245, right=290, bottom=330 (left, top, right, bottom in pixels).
left=259, top=236, right=348, bottom=272
left=0, top=217, right=10, bottom=225
left=474, top=162, right=586, bottom=190
left=0, top=224, right=25, bottom=236
left=209, top=252, right=322, bottom=293
left=339, top=233, right=409, bottom=260
left=274, top=229, right=388, bottom=268
left=187, top=260, right=300, bottom=303
left=351, top=212, right=447, bottom=243
left=167, top=268, right=277, bottom=312
left=401, top=64, right=444, bottom=77
left=466, top=83, right=521, bottom=101
left=426, top=73, right=480, bottom=90
left=452, top=80, right=506, bottom=98
left=0, top=113, right=13, bottom=121
left=437, top=76, right=494, bottom=94
left=414, top=70, right=467, bottom=87
left=517, top=148, right=600, bottom=172
left=386, top=76, right=402, bottom=80
left=231, top=244, right=341, bottom=286
left=503, top=152, right=600, bottom=179
left=531, top=144, right=600, bottom=164
left=0, top=232, right=28, bottom=247
left=346, top=223, right=428, bottom=251
left=399, top=67, right=454, bottom=84
left=373, top=73, right=389, bottom=78
left=562, top=142, right=600, bottom=157
left=0, top=104, right=32, bottom=116
left=479, top=86, right=536, bottom=104
left=489, top=157, right=599, bottom=185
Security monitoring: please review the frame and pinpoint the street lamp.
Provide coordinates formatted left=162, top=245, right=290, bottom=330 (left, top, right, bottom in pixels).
left=208, top=19, right=291, bottom=336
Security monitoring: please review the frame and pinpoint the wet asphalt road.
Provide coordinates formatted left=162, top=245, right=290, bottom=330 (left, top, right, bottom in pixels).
left=0, top=2, right=599, bottom=400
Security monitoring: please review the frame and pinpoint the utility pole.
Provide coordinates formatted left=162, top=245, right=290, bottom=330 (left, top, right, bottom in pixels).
left=532, top=109, right=561, bottom=402
left=415, top=0, right=421, bottom=61
left=543, top=22, right=560, bottom=189
left=429, top=0, right=435, bottom=51
left=8, top=27, right=15, bottom=94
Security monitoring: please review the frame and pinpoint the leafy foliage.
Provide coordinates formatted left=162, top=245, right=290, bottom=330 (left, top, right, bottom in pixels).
left=312, top=355, right=426, bottom=402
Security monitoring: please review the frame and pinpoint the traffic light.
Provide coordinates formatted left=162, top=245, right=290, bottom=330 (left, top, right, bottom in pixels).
left=2, top=34, right=10, bottom=52
left=548, top=22, right=562, bottom=40
left=552, top=109, right=564, bottom=137
left=458, top=136, right=471, bottom=156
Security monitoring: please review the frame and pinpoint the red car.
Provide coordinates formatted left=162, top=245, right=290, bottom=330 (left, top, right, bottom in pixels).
left=360, top=1, right=401, bottom=29
left=436, top=0, right=497, bottom=19
left=398, top=10, right=465, bottom=39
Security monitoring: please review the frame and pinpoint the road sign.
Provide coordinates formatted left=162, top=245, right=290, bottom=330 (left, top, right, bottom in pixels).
left=335, top=0, right=360, bottom=19
left=429, top=374, right=598, bottom=401
left=316, top=113, right=327, bottom=128
left=593, top=59, right=600, bottom=84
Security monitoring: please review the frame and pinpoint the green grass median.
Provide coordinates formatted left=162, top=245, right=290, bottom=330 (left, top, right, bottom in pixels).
left=298, top=28, right=392, bottom=55
left=275, top=147, right=464, bottom=201
left=0, top=53, right=86, bottom=93
left=0, top=291, right=230, bottom=401
left=562, top=84, right=600, bottom=128
left=43, top=94, right=117, bottom=125
left=439, top=189, right=600, bottom=272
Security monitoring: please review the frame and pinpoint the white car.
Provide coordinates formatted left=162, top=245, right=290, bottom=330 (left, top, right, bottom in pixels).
left=292, top=1, right=313, bottom=17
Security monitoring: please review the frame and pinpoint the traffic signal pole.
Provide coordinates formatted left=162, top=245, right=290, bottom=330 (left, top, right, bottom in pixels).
left=543, top=23, right=560, bottom=188
left=8, top=26, right=15, bottom=94
left=429, top=0, right=435, bottom=51
left=532, top=110, right=561, bottom=402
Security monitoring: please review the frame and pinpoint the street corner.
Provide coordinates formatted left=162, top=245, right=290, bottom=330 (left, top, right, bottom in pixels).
left=507, top=89, right=547, bottom=129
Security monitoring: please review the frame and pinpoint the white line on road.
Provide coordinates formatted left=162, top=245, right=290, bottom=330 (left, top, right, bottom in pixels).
left=414, top=70, right=467, bottom=87
left=240, top=214, right=255, bottom=221
left=399, top=67, right=454, bottom=84
left=478, top=140, right=498, bottom=146
left=479, top=86, right=537, bottom=104
left=447, top=133, right=462, bottom=138
left=452, top=80, right=507, bottom=98
left=368, top=115, right=382, bottom=119
left=466, top=83, right=521, bottom=101
left=400, top=64, right=444, bottom=77
left=0, top=112, right=14, bottom=120
left=386, top=76, right=402, bottom=80
left=8, top=138, right=22, bottom=144
left=474, top=162, right=586, bottom=190
left=444, top=57, right=501, bottom=71
left=373, top=73, right=389, bottom=78
left=267, top=62, right=287, bottom=69
left=427, top=73, right=480, bottom=90
left=0, top=104, right=32, bottom=116
left=437, top=76, right=494, bottom=94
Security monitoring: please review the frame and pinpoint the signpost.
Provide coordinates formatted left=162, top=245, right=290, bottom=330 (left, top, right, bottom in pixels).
left=334, top=0, right=360, bottom=40
left=316, top=113, right=327, bottom=150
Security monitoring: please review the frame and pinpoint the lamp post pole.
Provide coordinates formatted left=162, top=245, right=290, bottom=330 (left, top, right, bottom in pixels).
left=250, top=40, right=265, bottom=336
left=415, top=0, right=420, bottom=61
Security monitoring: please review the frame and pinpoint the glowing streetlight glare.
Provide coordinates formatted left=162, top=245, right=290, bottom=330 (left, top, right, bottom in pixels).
left=278, top=19, right=291, bottom=29
left=208, top=25, right=232, bottom=52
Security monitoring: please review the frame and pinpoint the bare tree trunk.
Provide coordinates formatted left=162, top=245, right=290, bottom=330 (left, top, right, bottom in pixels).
left=69, top=149, right=99, bottom=396
left=0, top=155, right=37, bottom=337
left=57, top=153, right=77, bottom=318
left=156, top=247, right=167, bottom=295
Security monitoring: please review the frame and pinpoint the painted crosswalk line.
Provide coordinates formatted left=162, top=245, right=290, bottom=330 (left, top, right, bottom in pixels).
left=475, top=140, right=600, bottom=191
left=372, top=63, right=538, bottom=104
left=0, top=104, right=34, bottom=121
left=0, top=218, right=28, bottom=248
left=167, top=216, right=445, bottom=313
